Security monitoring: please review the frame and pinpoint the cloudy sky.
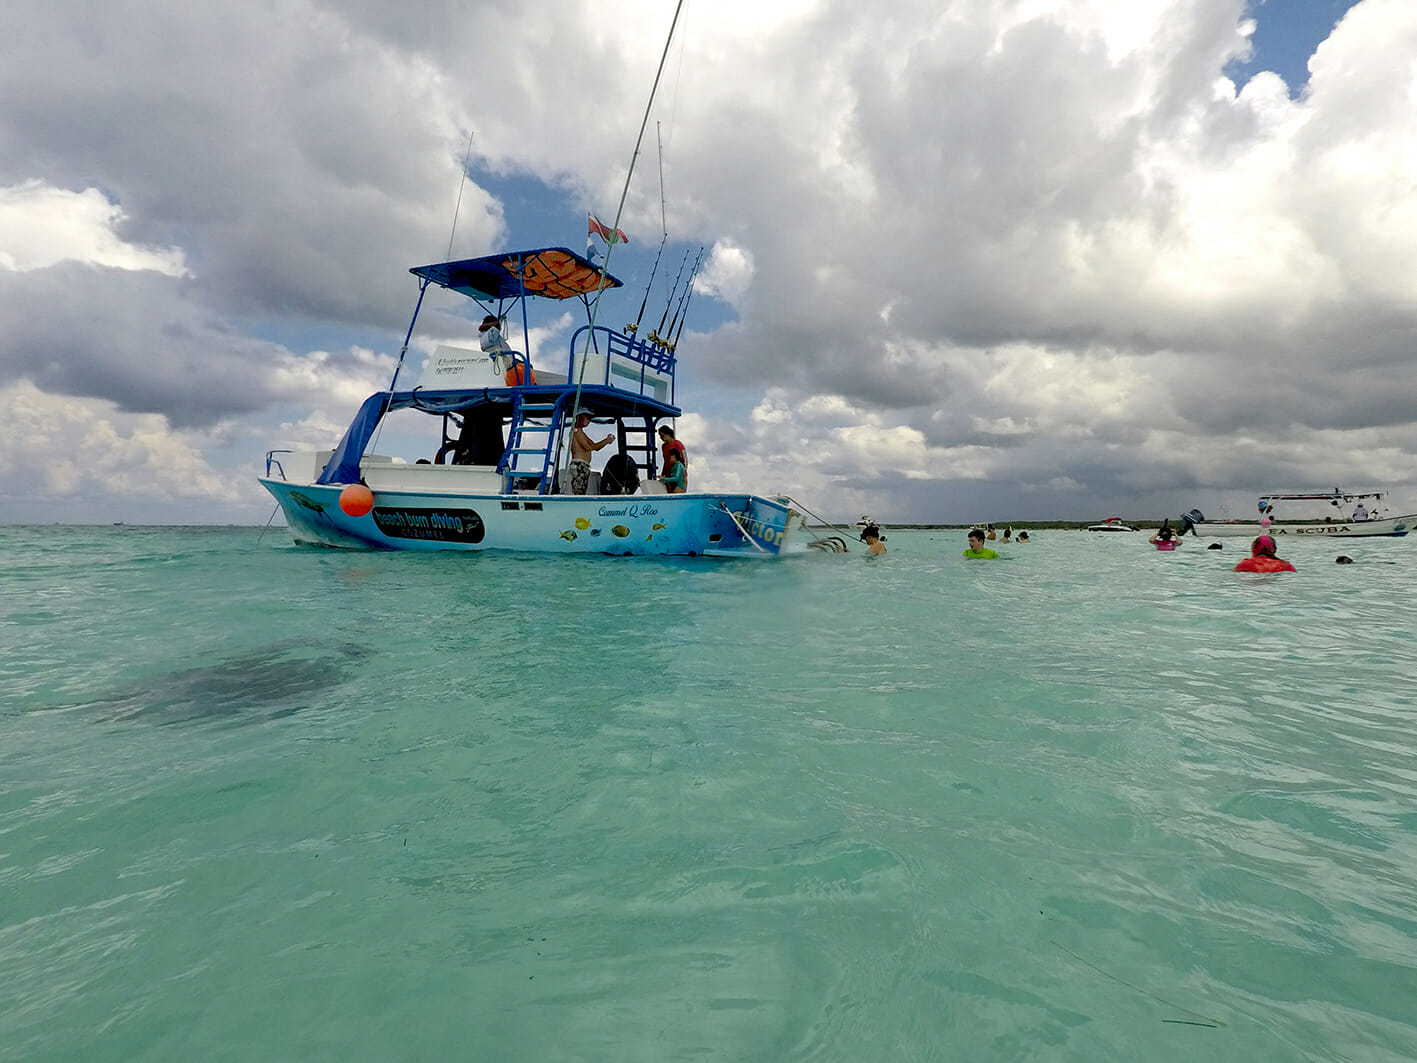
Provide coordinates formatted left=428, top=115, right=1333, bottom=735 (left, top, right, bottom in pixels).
left=3, top=0, right=1413, bottom=526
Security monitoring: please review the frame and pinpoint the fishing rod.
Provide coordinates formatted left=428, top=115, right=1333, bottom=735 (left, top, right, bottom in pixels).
left=445, top=131, right=475, bottom=260
left=664, top=246, right=704, bottom=348
left=629, top=120, right=672, bottom=336
left=651, top=249, right=692, bottom=341
left=631, top=233, right=668, bottom=335
left=657, top=121, right=668, bottom=236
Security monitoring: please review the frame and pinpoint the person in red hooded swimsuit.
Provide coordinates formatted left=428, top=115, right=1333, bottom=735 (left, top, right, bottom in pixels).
left=1234, top=535, right=1295, bottom=573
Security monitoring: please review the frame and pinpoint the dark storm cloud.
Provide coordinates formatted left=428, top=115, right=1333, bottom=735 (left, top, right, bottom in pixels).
left=1, top=0, right=1412, bottom=525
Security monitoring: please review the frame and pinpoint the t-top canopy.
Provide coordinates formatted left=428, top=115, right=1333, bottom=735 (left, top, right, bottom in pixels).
left=411, top=247, right=623, bottom=301
left=1258, top=490, right=1385, bottom=502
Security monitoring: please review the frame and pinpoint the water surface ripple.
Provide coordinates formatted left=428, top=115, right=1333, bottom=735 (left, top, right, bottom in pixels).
left=1, top=525, right=1415, bottom=1060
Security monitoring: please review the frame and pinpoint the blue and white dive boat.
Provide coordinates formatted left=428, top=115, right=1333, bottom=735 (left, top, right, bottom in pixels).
left=260, top=246, right=810, bottom=556
left=1179, top=490, right=1414, bottom=539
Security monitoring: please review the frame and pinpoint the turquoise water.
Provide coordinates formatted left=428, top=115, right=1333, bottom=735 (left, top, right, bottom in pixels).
left=2, top=525, right=1416, bottom=1061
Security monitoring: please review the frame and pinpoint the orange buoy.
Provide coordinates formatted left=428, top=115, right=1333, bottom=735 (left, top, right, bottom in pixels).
left=503, top=362, right=537, bottom=385
left=339, top=484, right=374, bottom=516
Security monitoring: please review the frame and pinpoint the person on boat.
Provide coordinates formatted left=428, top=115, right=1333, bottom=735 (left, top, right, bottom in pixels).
left=656, top=424, right=687, bottom=490
left=1234, top=535, right=1295, bottom=573
left=478, top=314, right=507, bottom=366
left=860, top=523, right=886, bottom=555
left=569, top=412, right=613, bottom=495
left=1352, top=501, right=1369, bottom=521
left=964, top=529, right=999, bottom=559
left=658, top=424, right=686, bottom=465
left=479, top=313, right=535, bottom=385
left=661, top=448, right=687, bottom=493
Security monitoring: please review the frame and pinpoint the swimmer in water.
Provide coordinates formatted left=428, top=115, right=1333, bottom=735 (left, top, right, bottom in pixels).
left=860, top=524, right=886, bottom=555
left=963, top=529, right=1000, bottom=559
left=1234, top=535, right=1295, bottom=573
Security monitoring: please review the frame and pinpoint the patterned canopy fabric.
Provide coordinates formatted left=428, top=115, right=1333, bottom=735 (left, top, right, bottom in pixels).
left=411, top=247, right=622, bottom=301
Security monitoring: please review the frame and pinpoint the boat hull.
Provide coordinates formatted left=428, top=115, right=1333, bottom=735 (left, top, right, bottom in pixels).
left=259, top=480, right=801, bottom=557
left=1189, top=514, right=1414, bottom=538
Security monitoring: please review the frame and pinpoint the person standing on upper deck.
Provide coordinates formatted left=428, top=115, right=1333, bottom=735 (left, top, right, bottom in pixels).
left=478, top=314, right=506, bottom=366
left=479, top=314, right=534, bottom=385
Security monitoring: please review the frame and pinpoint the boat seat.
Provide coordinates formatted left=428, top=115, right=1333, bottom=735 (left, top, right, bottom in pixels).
left=638, top=479, right=667, bottom=495
left=600, top=453, right=640, bottom=495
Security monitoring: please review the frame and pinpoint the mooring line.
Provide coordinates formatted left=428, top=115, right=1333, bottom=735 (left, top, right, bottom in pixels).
left=1050, top=939, right=1223, bottom=1028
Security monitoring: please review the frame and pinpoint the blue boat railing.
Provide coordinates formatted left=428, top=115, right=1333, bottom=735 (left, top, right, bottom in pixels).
left=567, top=326, right=676, bottom=403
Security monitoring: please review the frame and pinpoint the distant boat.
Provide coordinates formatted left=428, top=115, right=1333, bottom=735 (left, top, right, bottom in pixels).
left=854, top=514, right=886, bottom=539
left=1180, top=491, right=1414, bottom=539
left=1087, top=517, right=1136, bottom=532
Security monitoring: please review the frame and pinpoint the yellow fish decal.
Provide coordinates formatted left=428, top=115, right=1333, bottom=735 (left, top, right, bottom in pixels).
left=574, top=517, right=590, bottom=530
left=651, top=522, right=667, bottom=531
left=611, top=525, right=630, bottom=538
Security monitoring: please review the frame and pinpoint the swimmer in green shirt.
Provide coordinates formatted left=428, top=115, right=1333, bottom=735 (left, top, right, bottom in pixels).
left=963, top=529, right=1000, bottom=559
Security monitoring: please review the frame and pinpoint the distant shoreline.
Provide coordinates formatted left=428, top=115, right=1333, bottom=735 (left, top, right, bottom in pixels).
left=811, top=520, right=1171, bottom=532
left=6, top=519, right=1176, bottom=532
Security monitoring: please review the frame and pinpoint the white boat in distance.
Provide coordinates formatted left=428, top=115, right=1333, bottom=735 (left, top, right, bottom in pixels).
left=260, top=246, right=817, bottom=557
left=1087, top=517, right=1136, bottom=532
left=1180, top=490, right=1415, bottom=538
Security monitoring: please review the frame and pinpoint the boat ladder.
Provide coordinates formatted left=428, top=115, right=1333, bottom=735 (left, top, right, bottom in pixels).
left=501, top=395, right=564, bottom=492
left=620, top=419, right=658, bottom=478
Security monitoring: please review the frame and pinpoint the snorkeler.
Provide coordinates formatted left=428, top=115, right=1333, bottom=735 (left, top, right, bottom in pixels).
left=1150, top=519, right=1178, bottom=551
left=1234, top=535, right=1295, bottom=573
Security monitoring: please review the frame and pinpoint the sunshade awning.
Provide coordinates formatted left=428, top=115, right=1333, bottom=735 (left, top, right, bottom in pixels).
left=410, top=247, right=623, bottom=301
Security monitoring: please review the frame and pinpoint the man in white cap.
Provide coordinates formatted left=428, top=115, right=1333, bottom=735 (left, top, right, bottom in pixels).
left=570, top=412, right=613, bottom=494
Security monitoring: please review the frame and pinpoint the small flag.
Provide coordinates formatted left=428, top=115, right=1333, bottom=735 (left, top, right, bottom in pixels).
left=587, top=213, right=628, bottom=246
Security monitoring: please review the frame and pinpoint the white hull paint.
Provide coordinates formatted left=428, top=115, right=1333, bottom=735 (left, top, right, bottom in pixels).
left=1189, top=514, right=1414, bottom=538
